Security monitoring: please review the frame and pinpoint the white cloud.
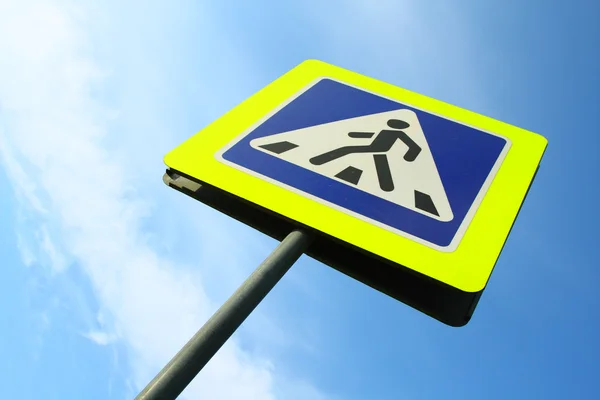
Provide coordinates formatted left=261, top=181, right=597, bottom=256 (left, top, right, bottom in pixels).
left=0, top=0, right=329, bottom=399
left=84, top=330, right=115, bottom=346
left=0, top=0, right=485, bottom=398
left=37, top=225, right=68, bottom=273
left=0, top=139, right=47, bottom=215
left=16, top=232, right=36, bottom=267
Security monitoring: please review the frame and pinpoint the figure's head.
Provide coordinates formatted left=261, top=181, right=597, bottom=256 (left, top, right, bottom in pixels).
left=387, top=119, right=410, bottom=129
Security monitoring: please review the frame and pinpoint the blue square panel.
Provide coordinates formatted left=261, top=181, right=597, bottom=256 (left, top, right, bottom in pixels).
left=219, top=78, right=509, bottom=251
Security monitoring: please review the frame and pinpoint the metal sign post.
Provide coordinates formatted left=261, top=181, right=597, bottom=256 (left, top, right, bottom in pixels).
left=135, top=229, right=313, bottom=400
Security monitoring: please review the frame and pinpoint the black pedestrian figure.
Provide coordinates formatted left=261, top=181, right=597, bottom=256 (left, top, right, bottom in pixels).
left=309, top=119, right=421, bottom=192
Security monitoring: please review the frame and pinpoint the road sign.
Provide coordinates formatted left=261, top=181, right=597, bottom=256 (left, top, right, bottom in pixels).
left=164, top=60, right=547, bottom=326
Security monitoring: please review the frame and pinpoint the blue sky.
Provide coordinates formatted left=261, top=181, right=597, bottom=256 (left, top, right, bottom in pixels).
left=0, top=0, right=598, bottom=399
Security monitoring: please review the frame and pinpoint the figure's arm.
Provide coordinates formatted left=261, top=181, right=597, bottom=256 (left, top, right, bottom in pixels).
left=396, top=131, right=421, bottom=162
left=348, top=131, right=375, bottom=138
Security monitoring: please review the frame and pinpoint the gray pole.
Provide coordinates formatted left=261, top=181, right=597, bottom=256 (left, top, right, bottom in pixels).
left=135, top=229, right=313, bottom=400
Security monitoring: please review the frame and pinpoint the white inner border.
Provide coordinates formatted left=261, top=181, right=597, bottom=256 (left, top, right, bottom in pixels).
left=215, top=77, right=512, bottom=253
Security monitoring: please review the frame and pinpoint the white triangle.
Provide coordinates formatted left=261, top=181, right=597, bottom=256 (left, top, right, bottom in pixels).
left=250, top=109, right=454, bottom=222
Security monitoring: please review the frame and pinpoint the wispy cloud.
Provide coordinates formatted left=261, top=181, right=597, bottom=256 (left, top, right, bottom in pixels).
left=36, top=225, right=68, bottom=273
left=0, top=0, right=487, bottom=398
left=16, top=232, right=36, bottom=267
left=83, top=330, right=116, bottom=346
left=0, top=138, right=47, bottom=215
left=0, top=0, right=330, bottom=398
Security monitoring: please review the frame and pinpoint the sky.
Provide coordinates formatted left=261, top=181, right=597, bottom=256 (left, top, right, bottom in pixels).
left=0, top=0, right=599, bottom=399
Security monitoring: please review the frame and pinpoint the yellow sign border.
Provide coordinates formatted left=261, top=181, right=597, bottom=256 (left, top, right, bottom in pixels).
left=164, top=60, right=547, bottom=293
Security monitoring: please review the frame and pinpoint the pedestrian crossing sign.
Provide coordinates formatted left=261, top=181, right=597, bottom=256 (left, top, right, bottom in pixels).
left=164, top=60, right=547, bottom=325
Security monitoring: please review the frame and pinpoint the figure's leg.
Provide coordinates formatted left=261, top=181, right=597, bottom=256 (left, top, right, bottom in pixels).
left=309, top=145, right=374, bottom=165
left=373, top=154, right=394, bottom=191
